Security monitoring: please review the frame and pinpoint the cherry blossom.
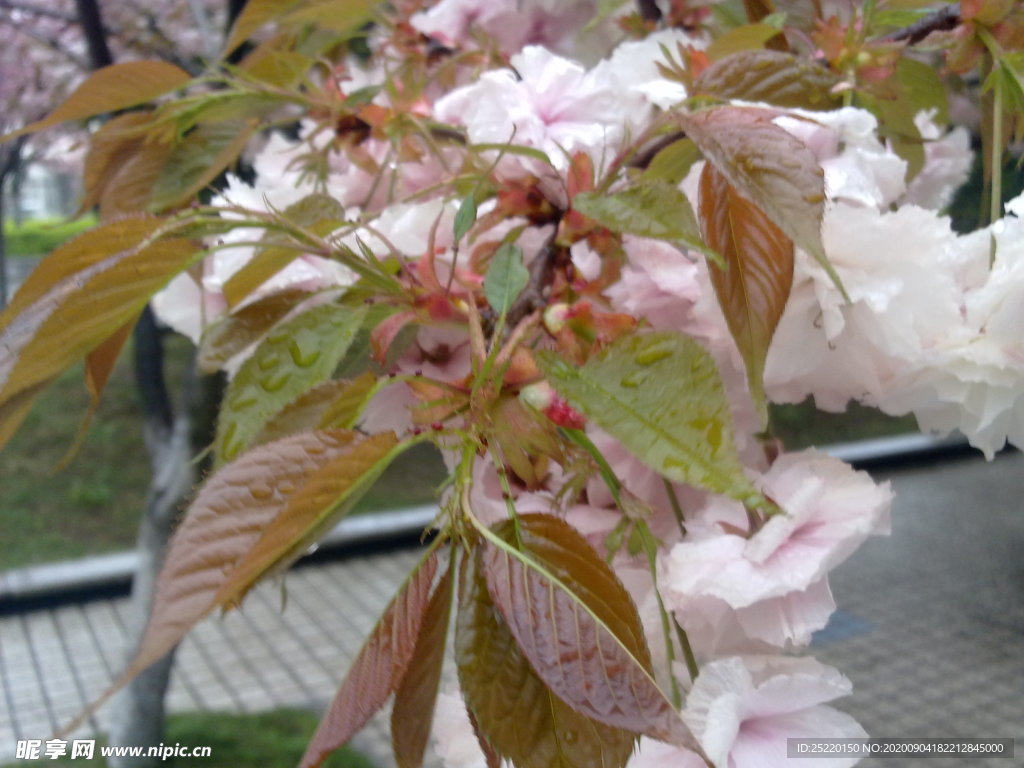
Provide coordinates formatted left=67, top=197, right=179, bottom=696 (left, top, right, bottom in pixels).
left=661, top=450, right=891, bottom=649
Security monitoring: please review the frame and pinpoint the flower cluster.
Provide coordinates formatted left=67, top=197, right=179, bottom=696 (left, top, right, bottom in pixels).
left=146, top=2, right=1022, bottom=766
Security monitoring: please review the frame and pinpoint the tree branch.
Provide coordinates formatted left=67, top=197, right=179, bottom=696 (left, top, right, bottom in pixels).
left=73, top=0, right=114, bottom=69
left=637, top=0, right=662, bottom=23
left=880, top=5, right=961, bottom=44
left=507, top=234, right=562, bottom=330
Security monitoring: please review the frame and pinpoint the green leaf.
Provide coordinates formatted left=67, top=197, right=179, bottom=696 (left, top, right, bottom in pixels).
left=222, top=193, right=349, bottom=307
left=698, top=163, right=793, bottom=427
left=694, top=50, right=842, bottom=111
left=705, top=23, right=785, bottom=61
left=454, top=191, right=477, bottom=243
left=537, top=331, right=760, bottom=502
left=239, top=50, right=314, bottom=89
left=223, top=0, right=306, bottom=55
left=224, top=0, right=374, bottom=55
left=215, top=302, right=368, bottom=465
left=455, top=544, right=638, bottom=768
left=573, top=182, right=706, bottom=250
left=895, top=57, right=949, bottom=125
left=642, top=138, right=700, bottom=186
left=0, top=218, right=196, bottom=448
left=149, top=119, right=257, bottom=210
left=2, top=61, right=191, bottom=141
left=282, top=0, right=377, bottom=32
left=677, top=106, right=843, bottom=296
left=469, top=142, right=553, bottom=165
left=391, top=562, right=454, bottom=768
left=300, top=548, right=440, bottom=768
left=857, top=90, right=926, bottom=182
left=484, top=243, right=528, bottom=316
left=215, top=430, right=402, bottom=606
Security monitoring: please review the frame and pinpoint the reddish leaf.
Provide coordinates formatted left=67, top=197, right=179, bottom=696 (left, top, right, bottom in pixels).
left=456, top=545, right=636, bottom=768
left=694, top=50, right=841, bottom=110
left=698, top=163, right=793, bottom=425
left=371, top=310, right=417, bottom=365
left=61, top=430, right=371, bottom=733
left=391, top=562, right=454, bottom=768
left=677, top=106, right=842, bottom=293
left=300, top=550, right=441, bottom=768
left=478, top=514, right=695, bottom=747
left=214, top=431, right=401, bottom=607
left=133, top=431, right=366, bottom=671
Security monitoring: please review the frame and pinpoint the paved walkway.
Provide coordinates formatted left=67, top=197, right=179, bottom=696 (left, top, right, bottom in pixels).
left=3, top=450, right=1024, bottom=767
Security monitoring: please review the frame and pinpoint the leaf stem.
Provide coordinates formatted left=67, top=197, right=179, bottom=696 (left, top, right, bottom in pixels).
left=662, top=478, right=687, bottom=536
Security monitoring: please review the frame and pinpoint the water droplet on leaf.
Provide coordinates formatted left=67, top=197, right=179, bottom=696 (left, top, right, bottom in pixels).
left=634, top=342, right=673, bottom=365
left=250, top=484, right=274, bottom=500
left=261, top=370, right=290, bottom=392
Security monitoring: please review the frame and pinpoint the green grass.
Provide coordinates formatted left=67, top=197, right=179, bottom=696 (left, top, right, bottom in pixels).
left=1, top=709, right=377, bottom=768
left=0, top=332, right=445, bottom=571
left=3, top=215, right=98, bottom=257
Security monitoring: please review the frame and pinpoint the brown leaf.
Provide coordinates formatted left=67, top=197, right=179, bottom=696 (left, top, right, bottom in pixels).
left=214, top=431, right=401, bottom=607
left=698, top=163, right=793, bottom=425
left=54, top=320, right=138, bottom=471
left=79, top=112, right=155, bottom=214
left=479, top=514, right=693, bottom=747
left=134, top=430, right=365, bottom=671
left=300, top=550, right=441, bottom=768
left=0, top=219, right=196, bottom=447
left=3, top=61, right=191, bottom=141
left=197, top=288, right=309, bottom=373
left=251, top=372, right=378, bottom=446
left=677, top=106, right=841, bottom=294
left=391, top=562, right=453, bottom=768
left=695, top=50, right=841, bottom=110
left=456, top=545, right=636, bottom=768
left=60, top=430, right=370, bottom=734
left=99, top=136, right=174, bottom=219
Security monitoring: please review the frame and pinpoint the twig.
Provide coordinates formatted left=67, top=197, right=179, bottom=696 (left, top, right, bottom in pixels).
left=506, top=234, right=561, bottom=329
left=879, top=5, right=961, bottom=44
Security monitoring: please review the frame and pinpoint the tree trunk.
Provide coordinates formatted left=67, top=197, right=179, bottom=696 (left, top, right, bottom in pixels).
left=0, top=137, right=27, bottom=309
left=0, top=182, right=8, bottom=310
left=107, top=311, right=223, bottom=767
left=66, top=2, right=189, bottom=763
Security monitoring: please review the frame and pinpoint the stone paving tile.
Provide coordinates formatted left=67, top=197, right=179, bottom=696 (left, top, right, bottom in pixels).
left=4, top=454, right=1024, bottom=768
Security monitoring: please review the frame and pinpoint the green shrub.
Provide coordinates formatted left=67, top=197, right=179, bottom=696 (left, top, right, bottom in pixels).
left=3, top=215, right=97, bottom=256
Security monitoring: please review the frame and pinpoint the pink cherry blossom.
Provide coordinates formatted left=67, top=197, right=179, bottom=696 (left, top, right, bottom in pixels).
left=661, top=450, right=891, bottom=648
left=433, top=46, right=650, bottom=188
left=431, top=689, right=489, bottom=768
left=682, top=655, right=867, bottom=768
